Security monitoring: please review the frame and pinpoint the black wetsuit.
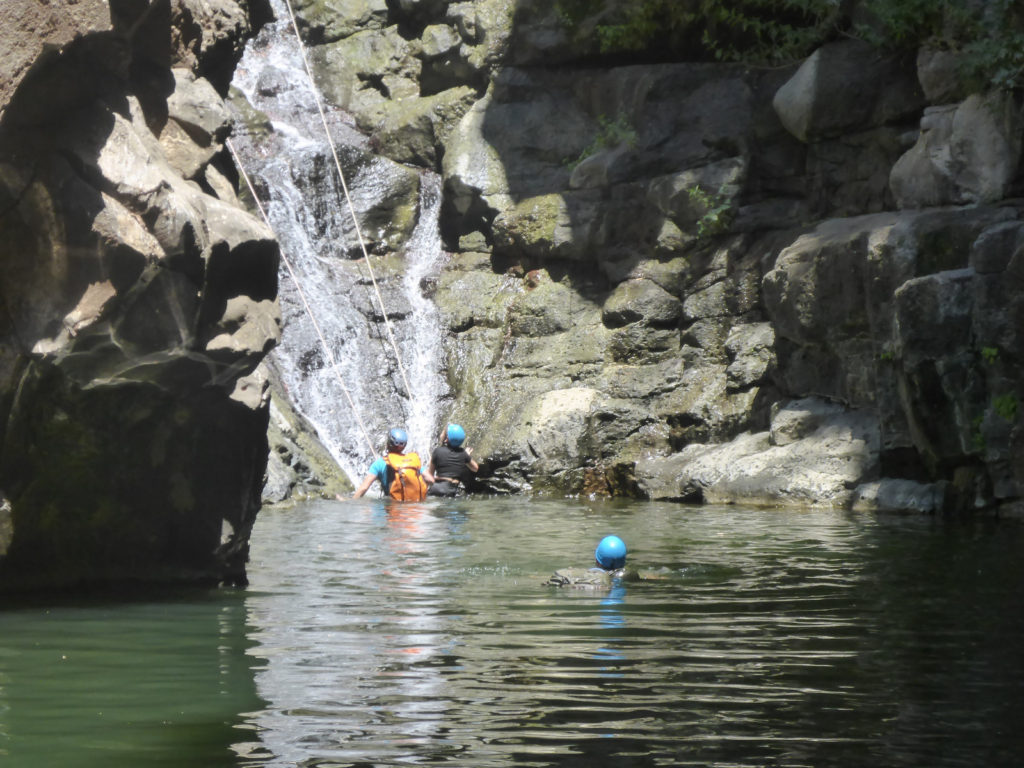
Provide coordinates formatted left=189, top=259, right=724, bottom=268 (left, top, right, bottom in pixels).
left=428, top=444, right=474, bottom=497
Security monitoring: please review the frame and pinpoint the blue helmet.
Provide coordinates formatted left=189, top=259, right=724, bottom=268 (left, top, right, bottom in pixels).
left=446, top=423, right=466, bottom=447
left=387, top=428, right=408, bottom=451
left=595, top=535, right=627, bottom=570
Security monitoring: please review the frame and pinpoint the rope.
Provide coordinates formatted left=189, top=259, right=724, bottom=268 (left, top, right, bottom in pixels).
left=280, top=0, right=415, bottom=405
left=226, top=138, right=379, bottom=460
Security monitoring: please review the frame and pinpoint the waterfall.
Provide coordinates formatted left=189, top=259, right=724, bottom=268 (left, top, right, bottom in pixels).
left=230, top=1, right=447, bottom=483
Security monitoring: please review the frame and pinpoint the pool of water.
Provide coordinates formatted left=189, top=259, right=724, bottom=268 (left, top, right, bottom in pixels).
left=2, top=498, right=1023, bottom=766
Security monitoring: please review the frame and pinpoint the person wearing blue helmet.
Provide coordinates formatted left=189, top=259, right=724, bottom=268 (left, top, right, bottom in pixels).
left=544, top=534, right=639, bottom=588
left=426, top=423, right=479, bottom=497
left=595, top=535, right=627, bottom=570
left=352, top=427, right=429, bottom=499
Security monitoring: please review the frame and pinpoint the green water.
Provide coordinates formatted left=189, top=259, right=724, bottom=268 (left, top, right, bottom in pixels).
left=2, top=498, right=1023, bottom=767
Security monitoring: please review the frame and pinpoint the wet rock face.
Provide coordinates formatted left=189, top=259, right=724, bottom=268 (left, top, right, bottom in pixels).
left=0, top=0, right=278, bottom=592
left=269, top=0, right=1024, bottom=513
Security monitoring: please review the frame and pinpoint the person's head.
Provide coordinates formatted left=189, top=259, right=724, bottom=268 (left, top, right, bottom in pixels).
left=595, top=535, right=627, bottom=570
left=446, top=423, right=466, bottom=448
left=386, top=427, right=408, bottom=453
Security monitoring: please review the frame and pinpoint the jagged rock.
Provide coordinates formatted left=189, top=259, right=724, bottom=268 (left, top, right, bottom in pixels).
left=0, top=0, right=278, bottom=592
left=893, top=269, right=983, bottom=467
left=368, top=86, right=477, bottom=168
left=916, top=45, right=973, bottom=106
left=507, top=272, right=574, bottom=336
left=645, top=158, right=746, bottom=237
left=763, top=207, right=1014, bottom=408
left=637, top=397, right=881, bottom=507
left=421, top=24, right=461, bottom=58
left=170, top=0, right=259, bottom=90
left=310, top=26, right=422, bottom=131
left=602, top=279, right=682, bottom=329
left=891, top=92, right=1024, bottom=208
left=291, top=0, right=388, bottom=44
left=886, top=106, right=958, bottom=208
left=1, top=0, right=112, bottom=120
left=442, top=63, right=760, bottom=249
left=160, top=68, right=230, bottom=179
left=725, top=323, right=775, bottom=390
left=851, top=479, right=944, bottom=513
left=263, top=375, right=352, bottom=504
left=492, top=192, right=606, bottom=260
left=445, top=0, right=515, bottom=64
left=773, top=39, right=924, bottom=143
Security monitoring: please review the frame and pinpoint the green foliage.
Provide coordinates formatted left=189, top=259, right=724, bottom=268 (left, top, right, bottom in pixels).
left=556, top=0, right=841, bottom=65
left=857, top=0, right=1024, bottom=91
left=567, top=112, right=638, bottom=170
left=981, top=346, right=1000, bottom=364
left=973, top=394, right=1019, bottom=453
left=555, top=0, right=1024, bottom=91
left=993, top=393, right=1019, bottom=423
left=855, top=0, right=953, bottom=47
left=960, top=18, right=1024, bottom=92
left=688, top=184, right=734, bottom=238
left=971, top=413, right=985, bottom=453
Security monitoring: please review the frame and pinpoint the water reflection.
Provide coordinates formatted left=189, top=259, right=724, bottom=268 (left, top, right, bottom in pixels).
left=241, top=499, right=1024, bottom=768
left=5, top=500, right=1020, bottom=767
left=243, top=499, right=455, bottom=765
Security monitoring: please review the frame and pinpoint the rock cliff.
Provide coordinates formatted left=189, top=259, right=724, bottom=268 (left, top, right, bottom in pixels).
left=278, top=0, right=1024, bottom=515
left=0, top=0, right=279, bottom=592
left=4, top=0, right=1021, bottom=598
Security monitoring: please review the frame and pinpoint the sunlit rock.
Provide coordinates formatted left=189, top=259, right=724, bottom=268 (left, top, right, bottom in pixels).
left=638, top=398, right=880, bottom=507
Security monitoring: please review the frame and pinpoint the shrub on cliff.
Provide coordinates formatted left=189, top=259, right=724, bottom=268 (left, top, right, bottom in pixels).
left=556, top=0, right=841, bottom=65
left=556, top=0, right=1024, bottom=92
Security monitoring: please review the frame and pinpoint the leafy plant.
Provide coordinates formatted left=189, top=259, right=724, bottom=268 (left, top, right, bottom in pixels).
left=555, top=0, right=1024, bottom=91
left=856, top=0, right=1024, bottom=91
left=688, top=184, right=734, bottom=238
left=993, top=393, right=1019, bottom=423
left=567, top=112, right=638, bottom=170
left=556, top=0, right=842, bottom=65
left=981, top=346, right=999, bottom=364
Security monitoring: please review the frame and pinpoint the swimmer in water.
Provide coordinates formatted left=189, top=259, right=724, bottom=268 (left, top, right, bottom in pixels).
left=544, top=535, right=641, bottom=589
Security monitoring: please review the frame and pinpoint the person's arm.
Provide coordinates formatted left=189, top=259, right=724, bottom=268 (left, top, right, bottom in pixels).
left=422, top=459, right=435, bottom=485
left=465, top=446, right=479, bottom=473
left=352, top=472, right=377, bottom=498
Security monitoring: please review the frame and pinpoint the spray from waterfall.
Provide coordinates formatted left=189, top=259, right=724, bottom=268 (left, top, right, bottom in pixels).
left=230, top=0, right=447, bottom=483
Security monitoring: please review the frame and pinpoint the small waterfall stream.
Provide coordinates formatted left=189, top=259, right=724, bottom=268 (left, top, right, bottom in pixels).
left=230, top=1, right=447, bottom=482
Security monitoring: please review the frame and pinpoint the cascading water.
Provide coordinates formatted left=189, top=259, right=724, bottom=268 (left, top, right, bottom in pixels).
left=230, top=0, right=447, bottom=482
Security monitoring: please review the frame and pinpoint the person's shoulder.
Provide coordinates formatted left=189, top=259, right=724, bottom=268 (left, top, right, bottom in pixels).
left=616, top=568, right=642, bottom=582
left=369, top=457, right=387, bottom=472
left=544, top=567, right=612, bottom=588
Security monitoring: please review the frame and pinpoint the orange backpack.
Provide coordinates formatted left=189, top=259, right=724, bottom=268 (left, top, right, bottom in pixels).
left=385, top=452, right=428, bottom=501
